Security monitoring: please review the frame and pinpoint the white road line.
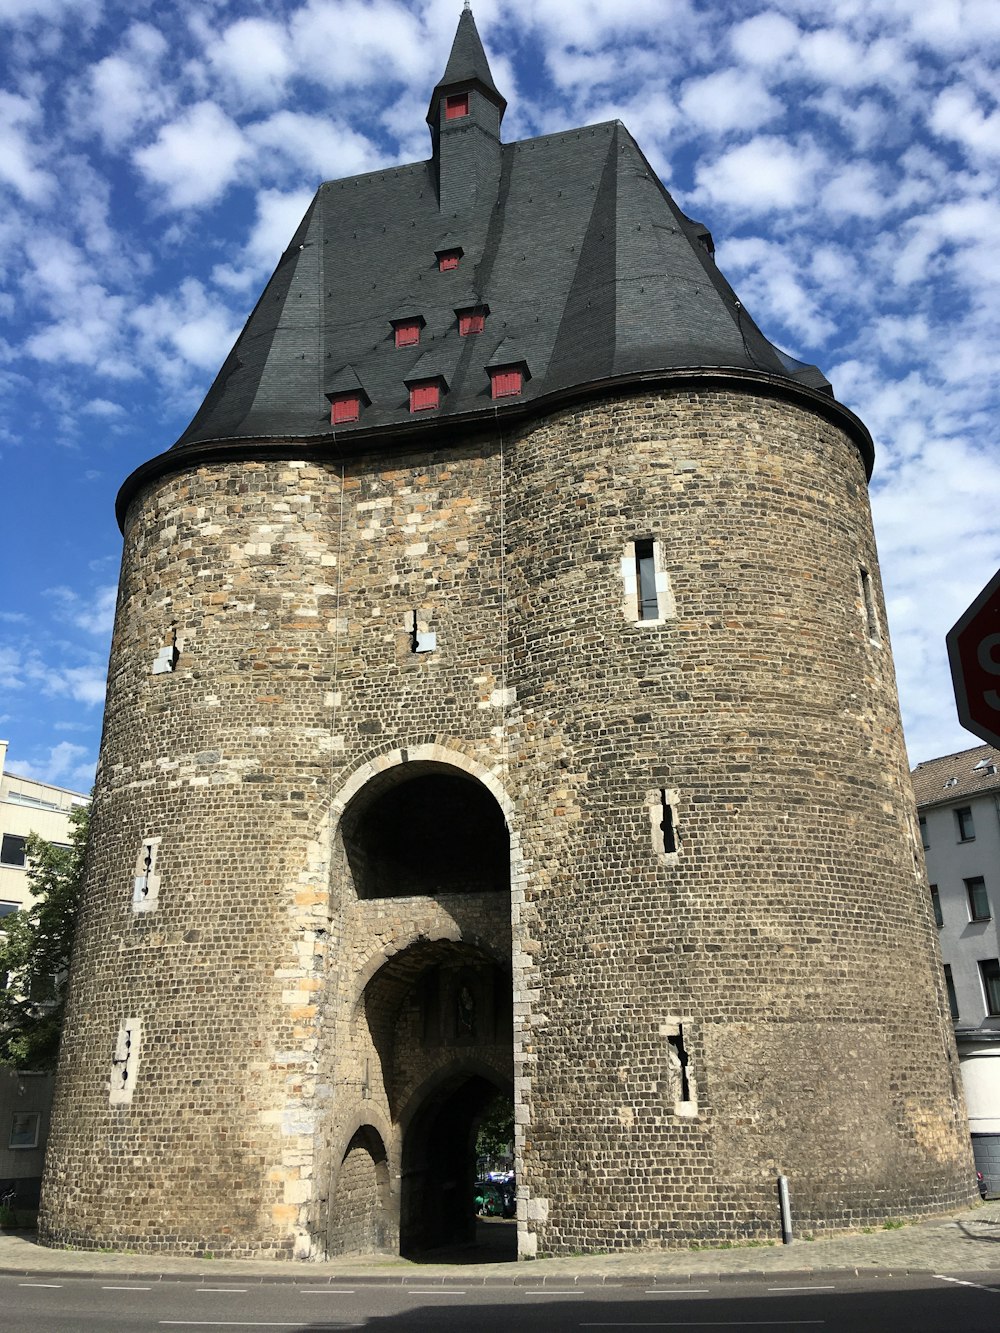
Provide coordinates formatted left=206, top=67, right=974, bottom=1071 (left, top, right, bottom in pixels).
left=102, top=1284, right=153, bottom=1290
left=195, top=1287, right=249, bottom=1293
left=768, top=1285, right=837, bottom=1292
left=935, top=1274, right=999, bottom=1293
left=160, top=1323, right=363, bottom=1329
left=524, top=1289, right=580, bottom=1294
left=404, top=1289, right=467, bottom=1294
left=645, top=1290, right=711, bottom=1295
left=18, top=1282, right=63, bottom=1288
left=299, top=1288, right=358, bottom=1294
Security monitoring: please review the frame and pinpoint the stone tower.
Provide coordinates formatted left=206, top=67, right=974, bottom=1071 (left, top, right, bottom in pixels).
left=40, top=11, right=974, bottom=1259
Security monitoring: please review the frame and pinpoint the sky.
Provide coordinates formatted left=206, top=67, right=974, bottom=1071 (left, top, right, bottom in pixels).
left=1, top=0, right=999, bottom=792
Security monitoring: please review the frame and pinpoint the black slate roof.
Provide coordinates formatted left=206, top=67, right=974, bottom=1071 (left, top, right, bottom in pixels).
left=147, top=10, right=872, bottom=505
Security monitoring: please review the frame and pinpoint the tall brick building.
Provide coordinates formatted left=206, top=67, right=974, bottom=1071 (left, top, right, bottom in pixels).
left=39, top=11, right=974, bottom=1258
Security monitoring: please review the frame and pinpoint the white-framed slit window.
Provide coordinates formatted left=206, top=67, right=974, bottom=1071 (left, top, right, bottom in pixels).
left=622, top=538, right=674, bottom=625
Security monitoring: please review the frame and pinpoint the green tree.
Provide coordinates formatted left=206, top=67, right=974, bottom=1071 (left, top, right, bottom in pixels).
left=476, top=1090, right=514, bottom=1162
left=0, top=802, right=88, bottom=1070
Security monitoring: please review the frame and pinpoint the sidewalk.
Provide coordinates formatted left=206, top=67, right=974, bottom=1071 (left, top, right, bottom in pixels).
left=1, top=1203, right=999, bottom=1285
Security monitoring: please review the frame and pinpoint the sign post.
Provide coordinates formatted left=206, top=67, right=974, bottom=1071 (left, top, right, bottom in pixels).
left=947, top=567, right=1000, bottom=749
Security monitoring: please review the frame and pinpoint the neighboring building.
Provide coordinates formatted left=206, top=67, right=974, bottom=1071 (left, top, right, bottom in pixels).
left=40, top=11, right=975, bottom=1260
left=0, top=739, right=88, bottom=1207
left=912, top=743, right=1000, bottom=1193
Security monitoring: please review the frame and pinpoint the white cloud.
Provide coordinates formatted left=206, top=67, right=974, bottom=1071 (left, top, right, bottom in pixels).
left=693, top=135, right=823, bottom=214
left=729, top=12, right=801, bottom=66
left=930, top=84, right=1000, bottom=161
left=134, top=101, right=251, bottom=210
left=679, top=68, right=782, bottom=135
left=130, top=278, right=242, bottom=380
left=68, top=23, right=171, bottom=150
left=247, top=111, right=382, bottom=181
left=289, top=0, right=434, bottom=89
left=207, top=17, right=293, bottom=108
left=0, top=92, right=55, bottom=203
left=45, top=584, right=117, bottom=636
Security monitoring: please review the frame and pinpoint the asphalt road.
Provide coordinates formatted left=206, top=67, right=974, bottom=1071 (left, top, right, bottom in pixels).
left=3, top=1271, right=1000, bottom=1332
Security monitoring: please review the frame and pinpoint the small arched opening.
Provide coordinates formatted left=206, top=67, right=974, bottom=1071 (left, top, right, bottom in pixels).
left=327, top=1125, right=392, bottom=1256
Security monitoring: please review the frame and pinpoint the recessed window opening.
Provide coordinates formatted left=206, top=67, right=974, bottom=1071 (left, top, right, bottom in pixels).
left=437, top=249, right=462, bottom=271
left=667, top=1029, right=690, bottom=1102
left=132, top=837, right=161, bottom=914
left=930, top=883, right=943, bottom=927
left=981, top=959, right=1000, bottom=1017
left=393, top=318, right=423, bottom=348
left=944, top=964, right=959, bottom=1020
left=109, top=1017, right=142, bottom=1105
left=151, top=626, right=179, bottom=675
left=659, top=790, right=676, bottom=854
left=636, top=539, right=658, bottom=620
left=956, top=806, right=975, bottom=841
left=859, top=566, right=880, bottom=642
left=919, top=815, right=929, bottom=849
left=0, top=834, right=26, bottom=869
left=445, top=92, right=469, bottom=120
left=966, top=875, right=990, bottom=922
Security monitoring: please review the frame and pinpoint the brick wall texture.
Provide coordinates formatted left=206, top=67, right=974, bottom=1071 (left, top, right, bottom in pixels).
left=38, top=386, right=976, bottom=1258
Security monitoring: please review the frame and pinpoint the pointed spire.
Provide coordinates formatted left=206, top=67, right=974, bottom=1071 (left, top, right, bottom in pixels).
left=427, top=6, right=506, bottom=125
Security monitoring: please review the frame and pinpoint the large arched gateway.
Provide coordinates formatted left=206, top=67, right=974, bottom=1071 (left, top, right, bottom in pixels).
left=319, top=756, right=516, bottom=1257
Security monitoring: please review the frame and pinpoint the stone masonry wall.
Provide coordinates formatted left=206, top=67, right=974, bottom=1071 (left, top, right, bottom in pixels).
left=40, top=384, right=975, bottom=1258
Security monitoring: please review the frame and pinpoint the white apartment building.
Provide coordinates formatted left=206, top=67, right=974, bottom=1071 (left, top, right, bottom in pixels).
left=0, top=740, right=88, bottom=1210
left=912, top=743, right=1000, bottom=1193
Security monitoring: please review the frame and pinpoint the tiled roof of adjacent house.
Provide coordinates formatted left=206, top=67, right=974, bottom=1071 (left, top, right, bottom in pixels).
left=117, top=9, right=874, bottom=523
left=910, top=743, right=1000, bottom=808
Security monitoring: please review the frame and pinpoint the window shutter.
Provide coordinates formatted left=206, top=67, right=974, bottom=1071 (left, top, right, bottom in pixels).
left=438, top=251, right=461, bottom=271
left=409, top=381, right=440, bottom=412
left=458, top=309, right=485, bottom=336
left=394, top=320, right=421, bottom=348
left=330, top=395, right=360, bottom=425
left=445, top=93, right=469, bottom=120
left=490, top=368, right=523, bottom=399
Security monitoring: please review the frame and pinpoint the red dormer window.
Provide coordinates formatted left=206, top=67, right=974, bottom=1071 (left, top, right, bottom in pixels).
left=490, top=367, right=524, bottom=400
left=445, top=92, right=469, bottom=120
left=409, top=380, right=441, bottom=412
left=393, top=318, right=422, bottom=348
left=330, top=394, right=360, bottom=425
left=437, top=249, right=462, bottom=272
left=458, top=307, right=486, bottom=336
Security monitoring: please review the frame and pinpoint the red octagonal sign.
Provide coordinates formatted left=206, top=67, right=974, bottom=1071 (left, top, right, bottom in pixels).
left=947, top=567, right=1000, bottom=749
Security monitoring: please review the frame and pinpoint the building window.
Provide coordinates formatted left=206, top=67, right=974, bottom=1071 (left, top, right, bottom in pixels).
left=635, top=539, right=659, bottom=621
left=409, top=380, right=440, bottom=412
left=0, top=834, right=26, bottom=868
left=330, top=394, right=361, bottom=425
left=919, top=815, right=929, bottom=849
left=967, top=876, right=990, bottom=921
left=8, top=1111, right=40, bottom=1150
left=445, top=92, right=469, bottom=119
left=981, top=959, right=1000, bottom=1017
left=944, top=964, right=959, bottom=1020
left=930, top=884, right=943, bottom=927
left=859, top=566, right=881, bottom=643
left=458, top=306, right=486, bottom=336
left=0, top=900, right=18, bottom=920
left=437, top=249, right=462, bottom=271
left=956, top=806, right=975, bottom=841
left=393, top=318, right=422, bottom=348
left=489, top=367, right=523, bottom=399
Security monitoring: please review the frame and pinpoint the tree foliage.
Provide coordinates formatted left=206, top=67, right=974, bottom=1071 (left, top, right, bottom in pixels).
left=0, top=802, right=88, bottom=1070
left=476, top=1090, right=514, bottom=1161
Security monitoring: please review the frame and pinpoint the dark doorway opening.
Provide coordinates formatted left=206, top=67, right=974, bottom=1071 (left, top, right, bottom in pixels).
left=400, top=1070, right=515, bottom=1260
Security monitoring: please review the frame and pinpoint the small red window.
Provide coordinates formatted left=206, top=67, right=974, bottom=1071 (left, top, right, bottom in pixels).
left=409, top=381, right=440, bottom=412
left=394, top=319, right=421, bottom=348
left=490, top=368, right=523, bottom=400
left=330, top=394, right=360, bottom=424
left=458, top=309, right=486, bottom=336
left=438, top=250, right=461, bottom=272
left=445, top=93, right=469, bottom=120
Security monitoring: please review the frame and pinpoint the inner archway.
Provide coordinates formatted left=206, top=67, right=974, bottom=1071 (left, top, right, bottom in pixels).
left=400, top=1067, right=513, bottom=1257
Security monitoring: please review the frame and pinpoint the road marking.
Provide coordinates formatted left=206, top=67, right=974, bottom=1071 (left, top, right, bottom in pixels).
left=935, top=1274, right=999, bottom=1293
left=645, top=1290, right=711, bottom=1295
left=18, top=1283, right=63, bottom=1288
left=768, top=1285, right=837, bottom=1292
left=160, top=1323, right=363, bottom=1329
left=299, top=1289, right=357, bottom=1294
left=581, top=1323, right=825, bottom=1328
left=195, top=1287, right=249, bottom=1293
left=404, top=1289, right=467, bottom=1294
left=525, top=1289, right=580, bottom=1294
left=102, top=1285, right=153, bottom=1290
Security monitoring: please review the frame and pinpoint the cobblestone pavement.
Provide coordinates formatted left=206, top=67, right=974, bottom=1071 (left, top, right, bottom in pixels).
left=2, top=1204, right=1000, bottom=1284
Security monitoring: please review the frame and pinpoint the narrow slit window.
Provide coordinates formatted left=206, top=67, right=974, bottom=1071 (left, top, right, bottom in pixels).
left=636, top=540, right=658, bottom=620
left=445, top=92, right=469, bottom=120
left=132, top=837, right=161, bottom=913
left=660, top=790, right=676, bottom=854
left=661, top=1017, right=697, bottom=1115
left=944, top=964, right=959, bottom=1020
left=930, top=883, right=943, bottom=927
left=981, top=959, right=1000, bottom=1017
left=109, top=1017, right=142, bottom=1105
left=860, top=566, right=880, bottom=642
